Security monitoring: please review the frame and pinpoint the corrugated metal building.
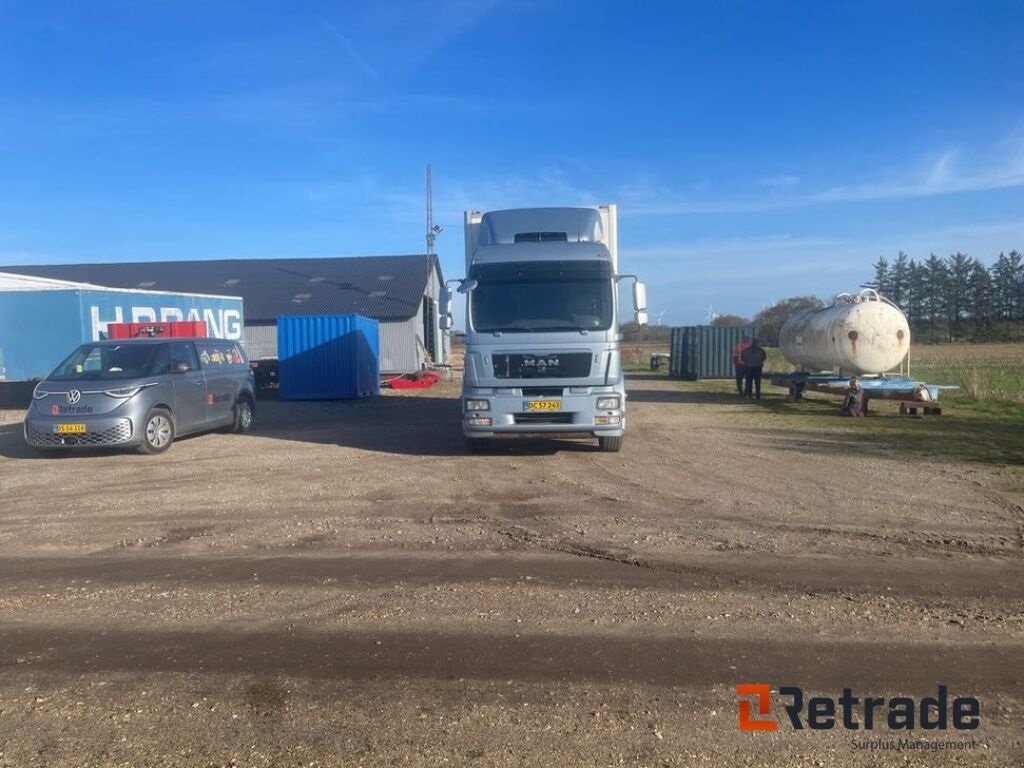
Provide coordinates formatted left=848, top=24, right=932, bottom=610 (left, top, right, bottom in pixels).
left=669, top=325, right=757, bottom=380
left=3, top=255, right=446, bottom=374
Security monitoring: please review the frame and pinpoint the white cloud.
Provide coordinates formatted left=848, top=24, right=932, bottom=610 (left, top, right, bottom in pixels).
left=626, top=129, right=1024, bottom=215
left=317, top=17, right=379, bottom=80
left=812, top=148, right=1024, bottom=203
left=626, top=235, right=837, bottom=264
left=758, top=174, right=800, bottom=189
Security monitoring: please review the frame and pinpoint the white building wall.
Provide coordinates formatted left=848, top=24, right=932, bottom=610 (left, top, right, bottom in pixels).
left=243, top=323, right=278, bottom=360
left=379, top=317, right=422, bottom=374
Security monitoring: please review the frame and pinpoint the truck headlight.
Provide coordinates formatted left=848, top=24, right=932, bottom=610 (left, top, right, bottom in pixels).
left=596, top=396, right=621, bottom=410
left=465, top=399, right=490, bottom=411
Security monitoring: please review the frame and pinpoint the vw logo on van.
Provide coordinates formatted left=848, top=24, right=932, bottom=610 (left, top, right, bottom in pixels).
left=66, top=389, right=82, bottom=404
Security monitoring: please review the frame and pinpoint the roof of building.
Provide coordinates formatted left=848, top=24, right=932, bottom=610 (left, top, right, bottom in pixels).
left=0, top=270, right=242, bottom=300
left=2, top=255, right=440, bottom=323
left=0, top=271, right=104, bottom=291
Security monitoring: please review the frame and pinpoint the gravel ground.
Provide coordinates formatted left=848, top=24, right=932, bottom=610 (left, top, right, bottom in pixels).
left=0, top=375, right=1021, bottom=767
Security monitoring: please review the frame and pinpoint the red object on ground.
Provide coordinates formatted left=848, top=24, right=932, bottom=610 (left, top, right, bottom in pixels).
left=106, top=321, right=208, bottom=339
left=383, top=371, right=441, bottom=389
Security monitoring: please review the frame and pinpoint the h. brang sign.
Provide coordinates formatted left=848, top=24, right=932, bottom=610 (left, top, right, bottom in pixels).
left=89, top=304, right=243, bottom=341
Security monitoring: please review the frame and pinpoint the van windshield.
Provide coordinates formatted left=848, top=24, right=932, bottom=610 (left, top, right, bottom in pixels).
left=48, top=344, right=161, bottom=381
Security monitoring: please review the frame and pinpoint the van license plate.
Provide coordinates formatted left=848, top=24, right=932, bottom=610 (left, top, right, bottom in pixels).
left=53, top=424, right=87, bottom=434
left=525, top=400, right=560, bottom=411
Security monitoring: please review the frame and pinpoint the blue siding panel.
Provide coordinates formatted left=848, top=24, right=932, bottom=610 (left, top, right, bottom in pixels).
left=277, top=314, right=380, bottom=400
left=0, top=288, right=244, bottom=382
left=0, top=291, right=81, bottom=381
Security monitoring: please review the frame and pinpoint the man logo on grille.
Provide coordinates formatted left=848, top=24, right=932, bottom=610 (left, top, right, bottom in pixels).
left=67, top=390, right=82, bottom=404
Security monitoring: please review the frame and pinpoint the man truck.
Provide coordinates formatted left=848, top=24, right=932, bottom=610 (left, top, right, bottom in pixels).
left=440, top=205, right=647, bottom=453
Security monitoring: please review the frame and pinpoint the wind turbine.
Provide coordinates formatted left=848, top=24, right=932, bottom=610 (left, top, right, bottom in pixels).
left=704, top=304, right=719, bottom=324
left=654, top=310, right=666, bottom=326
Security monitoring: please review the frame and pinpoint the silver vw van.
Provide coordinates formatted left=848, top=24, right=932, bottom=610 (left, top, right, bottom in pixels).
left=24, top=338, right=256, bottom=455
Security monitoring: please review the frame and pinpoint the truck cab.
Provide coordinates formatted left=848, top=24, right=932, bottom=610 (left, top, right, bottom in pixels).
left=442, top=206, right=646, bottom=452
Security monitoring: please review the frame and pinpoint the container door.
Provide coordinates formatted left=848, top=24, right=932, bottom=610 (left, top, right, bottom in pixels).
left=168, top=342, right=207, bottom=431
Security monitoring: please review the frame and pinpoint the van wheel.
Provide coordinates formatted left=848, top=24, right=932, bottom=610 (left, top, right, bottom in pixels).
left=598, top=435, right=623, bottom=453
left=137, top=408, right=174, bottom=455
left=232, top=398, right=254, bottom=434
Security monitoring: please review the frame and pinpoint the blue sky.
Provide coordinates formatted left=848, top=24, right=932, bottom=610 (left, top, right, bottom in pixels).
left=1, top=1, right=1022, bottom=325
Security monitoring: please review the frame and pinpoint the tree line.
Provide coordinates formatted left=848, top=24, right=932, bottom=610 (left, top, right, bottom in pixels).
left=871, top=251, right=1023, bottom=342
left=712, top=251, right=1024, bottom=344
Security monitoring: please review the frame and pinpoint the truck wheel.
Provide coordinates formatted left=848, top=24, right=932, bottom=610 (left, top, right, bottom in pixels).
left=137, top=408, right=174, bottom=455
left=467, top=437, right=490, bottom=454
left=598, top=435, right=623, bottom=453
left=231, top=397, right=254, bottom=434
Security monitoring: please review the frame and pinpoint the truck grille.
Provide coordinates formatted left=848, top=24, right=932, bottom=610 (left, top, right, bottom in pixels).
left=27, top=420, right=133, bottom=447
left=514, top=413, right=574, bottom=425
left=493, top=353, right=591, bottom=379
left=522, top=387, right=564, bottom=397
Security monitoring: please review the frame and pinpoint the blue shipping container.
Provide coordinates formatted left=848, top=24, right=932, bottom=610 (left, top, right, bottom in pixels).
left=0, top=284, right=244, bottom=382
left=277, top=314, right=380, bottom=400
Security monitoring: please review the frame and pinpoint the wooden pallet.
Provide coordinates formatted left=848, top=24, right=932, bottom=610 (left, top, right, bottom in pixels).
left=898, top=400, right=942, bottom=416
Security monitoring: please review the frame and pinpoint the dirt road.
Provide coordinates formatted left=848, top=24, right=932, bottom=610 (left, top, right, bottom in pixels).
left=0, top=375, right=1021, bottom=766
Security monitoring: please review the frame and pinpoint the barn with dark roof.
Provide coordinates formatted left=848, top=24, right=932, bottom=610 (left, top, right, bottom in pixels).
left=4, top=254, right=446, bottom=374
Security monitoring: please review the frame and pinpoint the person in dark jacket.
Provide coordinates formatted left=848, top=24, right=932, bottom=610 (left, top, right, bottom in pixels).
left=740, top=338, right=768, bottom=400
left=732, top=336, right=751, bottom=395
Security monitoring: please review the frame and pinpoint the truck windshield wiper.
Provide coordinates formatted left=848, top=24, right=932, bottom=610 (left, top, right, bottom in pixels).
left=483, top=325, right=584, bottom=333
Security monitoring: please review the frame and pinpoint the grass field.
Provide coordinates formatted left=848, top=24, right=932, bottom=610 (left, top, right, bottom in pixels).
left=627, top=341, right=1024, bottom=471
left=626, top=340, right=1024, bottom=403
left=909, top=343, right=1024, bottom=404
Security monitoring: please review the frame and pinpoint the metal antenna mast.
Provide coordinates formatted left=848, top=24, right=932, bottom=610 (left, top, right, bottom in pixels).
left=425, top=164, right=442, bottom=256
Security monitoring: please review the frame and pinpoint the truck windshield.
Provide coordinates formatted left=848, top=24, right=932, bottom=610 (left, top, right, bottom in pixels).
left=470, top=261, right=613, bottom=333
left=48, top=344, right=161, bottom=381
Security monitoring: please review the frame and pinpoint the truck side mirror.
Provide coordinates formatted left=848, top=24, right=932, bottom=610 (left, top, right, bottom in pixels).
left=636, top=311, right=649, bottom=327
left=633, top=281, right=648, bottom=313
left=439, top=287, right=455, bottom=331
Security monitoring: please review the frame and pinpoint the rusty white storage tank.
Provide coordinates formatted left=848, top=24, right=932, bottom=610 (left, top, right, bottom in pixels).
left=778, top=289, right=910, bottom=375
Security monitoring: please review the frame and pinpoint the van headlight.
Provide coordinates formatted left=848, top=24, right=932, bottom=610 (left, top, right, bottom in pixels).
left=104, top=384, right=155, bottom=399
left=596, top=396, right=621, bottom=410
left=32, top=387, right=50, bottom=400
left=465, top=399, right=490, bottom=411
left=104, top=387, right=142, bottom=399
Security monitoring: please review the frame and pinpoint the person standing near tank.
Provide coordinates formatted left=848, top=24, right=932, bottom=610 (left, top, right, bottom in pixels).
left=732, top=335, right=751, bottom=396
left=740, top=338, right=767, bottom=400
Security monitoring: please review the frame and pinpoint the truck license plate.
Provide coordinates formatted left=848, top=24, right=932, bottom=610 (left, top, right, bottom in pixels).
left=53, top=423, right=87, bottom=434
left=525, top=400, right=560, bottom=411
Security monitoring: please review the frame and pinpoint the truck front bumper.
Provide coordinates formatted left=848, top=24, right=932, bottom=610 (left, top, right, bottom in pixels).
left=462, top=388, right=624, bottom=438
